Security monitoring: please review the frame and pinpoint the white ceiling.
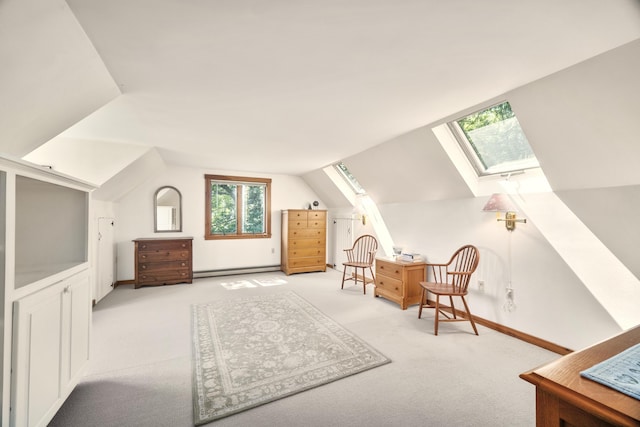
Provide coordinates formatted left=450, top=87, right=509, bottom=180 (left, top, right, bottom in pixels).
left=59, top=0, right=640, bottom=175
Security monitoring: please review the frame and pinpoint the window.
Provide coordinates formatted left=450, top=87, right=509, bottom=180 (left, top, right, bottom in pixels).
left=448, top=101, right=539, bottom=176
left=334, top=162, right=366, bottom=194
left=205, top=175, right=271, bottom=240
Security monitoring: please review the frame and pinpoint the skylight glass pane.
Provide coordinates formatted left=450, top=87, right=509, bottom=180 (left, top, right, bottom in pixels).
left=334, top=162, right=366, bottom=194
left=451, top=102, right=539, bottom=175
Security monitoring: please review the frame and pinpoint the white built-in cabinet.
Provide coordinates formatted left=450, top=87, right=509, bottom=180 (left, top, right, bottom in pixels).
left=0, top=155, right=93, bottom=427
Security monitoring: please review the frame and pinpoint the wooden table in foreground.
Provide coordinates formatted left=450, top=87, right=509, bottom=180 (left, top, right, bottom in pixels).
left=520, top=325, right=640, bottom=427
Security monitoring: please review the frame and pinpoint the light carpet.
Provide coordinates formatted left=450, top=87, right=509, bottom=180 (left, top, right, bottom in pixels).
left=191, top=291, right=391, bottom=425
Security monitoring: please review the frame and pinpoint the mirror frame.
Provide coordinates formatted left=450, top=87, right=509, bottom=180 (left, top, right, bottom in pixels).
left=154, top=186, right=182, bottom=232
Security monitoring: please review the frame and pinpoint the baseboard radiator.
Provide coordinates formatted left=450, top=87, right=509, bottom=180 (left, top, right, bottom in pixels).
left=193, top=265, right=282, bottom=278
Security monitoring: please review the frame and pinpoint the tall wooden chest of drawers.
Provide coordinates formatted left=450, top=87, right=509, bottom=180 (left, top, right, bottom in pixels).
left=133, top=237, right=193, bottom=288
left=374, top=258, right=427, bottom=310
left=281, top=209, right=327, bottom=275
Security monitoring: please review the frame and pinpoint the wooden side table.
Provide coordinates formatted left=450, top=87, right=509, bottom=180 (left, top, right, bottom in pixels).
left=520, top=325, right=640, bottom=427
left=374, top=257, right=426, bottom=309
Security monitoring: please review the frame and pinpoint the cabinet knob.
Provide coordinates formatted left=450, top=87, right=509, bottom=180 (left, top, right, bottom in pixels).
left=142, top=265, right=146, bottom=269
left=63, top=285, right=71, bottom=293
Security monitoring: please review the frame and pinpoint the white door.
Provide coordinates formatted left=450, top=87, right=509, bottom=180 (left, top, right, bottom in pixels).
left=331, top=218, right=354, bottom=272
left=97, top=218, right=116, bottom=302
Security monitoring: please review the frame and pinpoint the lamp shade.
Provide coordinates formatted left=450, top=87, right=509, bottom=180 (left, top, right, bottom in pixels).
left=482, top=193, right=518, bottom=212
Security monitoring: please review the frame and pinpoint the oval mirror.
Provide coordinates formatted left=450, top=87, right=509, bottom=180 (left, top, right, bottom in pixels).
left=154, top=186, right=182, bottom=232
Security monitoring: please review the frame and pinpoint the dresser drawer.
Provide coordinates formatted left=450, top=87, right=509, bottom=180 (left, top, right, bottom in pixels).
left=289, top=228, right=324, bottom=239
left=288, top=247, right=326, bottom=258
left=138, top=260, right=190, bottom=273
left=137, top=240, right=191, bottom=252
left=307, top=211, right=326, bottom=222
left=375, top=275, right=403, bottom=297
left=289, top=238, right=325, bottom=250
left=288, top=210, right=308, bottom=221
left=376, top=259, right=403, bottom=280
left=138, top=250, right=190, bottom=263
left=137, top=270, right=191, bottom=284
left=307, top=219, right=325, bottom=229
left=288, top=257, right=325, bottom=269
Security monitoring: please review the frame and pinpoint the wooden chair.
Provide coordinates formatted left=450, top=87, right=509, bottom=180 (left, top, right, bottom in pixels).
left=341, top=235, right=378, bottom=294
left=418, top=245, right=479, bottom=335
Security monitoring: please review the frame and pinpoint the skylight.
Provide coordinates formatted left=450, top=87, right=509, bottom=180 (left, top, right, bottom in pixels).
left=334, top=162, right=366, bottom=195
left=448, top=101, right=539, bottom=176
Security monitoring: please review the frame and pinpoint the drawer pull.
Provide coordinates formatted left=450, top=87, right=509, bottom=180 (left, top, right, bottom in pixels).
left=142, top=265, right=146, bottom=269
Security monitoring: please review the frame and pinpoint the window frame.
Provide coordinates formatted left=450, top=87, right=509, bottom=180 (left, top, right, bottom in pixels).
left=204, top=174, right=272, bottom=240
left=448, top=101, right=539, bottom=177
left=333, top=162, right=366, bottom=195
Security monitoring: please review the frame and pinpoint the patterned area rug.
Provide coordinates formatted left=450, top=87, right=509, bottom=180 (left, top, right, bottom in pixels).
left=191, top=291, right=391, bottom=425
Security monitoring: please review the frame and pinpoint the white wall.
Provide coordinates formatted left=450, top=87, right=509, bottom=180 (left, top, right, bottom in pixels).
left=376, top=197, right=621, bottom=351
left=113, top=164, right=325, bottom=281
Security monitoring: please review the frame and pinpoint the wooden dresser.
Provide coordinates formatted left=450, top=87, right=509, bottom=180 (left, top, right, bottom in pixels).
left=281, top=209, right=327, bottom=275
left=520, top=325, right=640, bottom=427
left=374, top=257, right=427, bottom=310
left=133, top=237, right=193, bottom=288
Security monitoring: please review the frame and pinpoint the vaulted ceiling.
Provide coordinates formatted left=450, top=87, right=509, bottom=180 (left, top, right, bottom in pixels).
left=19, top=0, right=640, bottom=176
left=3, top=0, right=640, bottom=181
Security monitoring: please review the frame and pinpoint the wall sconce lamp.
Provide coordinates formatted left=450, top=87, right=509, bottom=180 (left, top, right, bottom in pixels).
left=482, top=193, right=527, bottom=231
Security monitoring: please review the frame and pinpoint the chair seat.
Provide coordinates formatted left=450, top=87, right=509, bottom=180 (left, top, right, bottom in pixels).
left=343, top=261, right=372, bottom=268
left=420, top=281, right=467, bottom=297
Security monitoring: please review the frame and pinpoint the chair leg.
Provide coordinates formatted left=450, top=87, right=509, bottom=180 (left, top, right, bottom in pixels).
left=461, top=296, right=479, bottom=335
left=418, top=288, right=425, bottom=319
left=341, top=267, right=348, bottom=289
left=449, top=296, right=456, bottom=319
left=362, top=268, right=367, bottom=294
left=434, top=295, right=440, bottom=336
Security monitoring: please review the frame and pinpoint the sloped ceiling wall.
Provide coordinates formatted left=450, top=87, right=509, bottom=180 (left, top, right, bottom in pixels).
left=509, top=39, right=640, bottom=191
left=0, top=0, right=119, bottom=156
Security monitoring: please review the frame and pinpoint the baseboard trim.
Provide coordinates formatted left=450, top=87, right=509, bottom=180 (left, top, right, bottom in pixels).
left=194, top=265, right=281, bottom=278
left=425, top=299, right=573, bottom=355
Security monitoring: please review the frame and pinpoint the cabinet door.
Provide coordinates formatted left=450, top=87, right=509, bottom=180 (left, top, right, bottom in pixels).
left=11, top=270, right=91, bottom=427
left=62, top=272, right=91, bottom=390
left=11, top=282, right=65, bottom=427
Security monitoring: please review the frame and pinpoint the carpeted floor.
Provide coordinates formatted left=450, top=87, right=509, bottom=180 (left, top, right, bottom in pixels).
left=49, top=269, right=559, bottom=427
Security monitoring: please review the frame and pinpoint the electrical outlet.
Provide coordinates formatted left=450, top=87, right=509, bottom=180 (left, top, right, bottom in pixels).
left=478, top=280, right=485, bottom=292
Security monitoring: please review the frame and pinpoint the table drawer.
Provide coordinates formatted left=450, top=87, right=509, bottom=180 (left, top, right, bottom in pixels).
left=376, top=259, right=403, bottom=280
left=375, top=275, right=403, bottom=297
